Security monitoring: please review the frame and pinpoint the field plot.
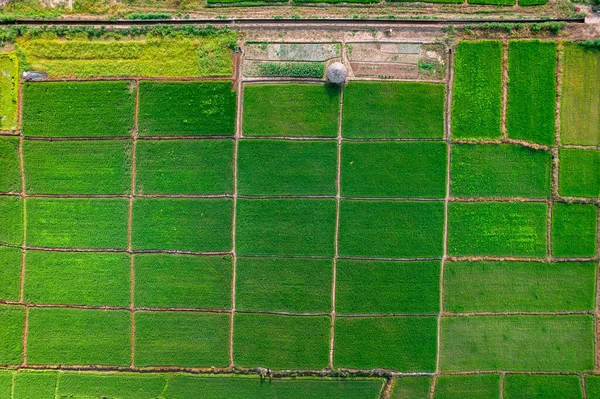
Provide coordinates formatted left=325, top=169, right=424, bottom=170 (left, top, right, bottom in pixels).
left=0, top=196, right=23, bottom=245
left=552, top=203, right=598, bottom=257
left=558, top=148, right=600, bottom=197
left=0, top=54, right=18, bottom=131
left=0, top=137, right=20, bottom=193
left=390, top=376, right=432, bottom=399
left=504, top=375, right=583, bottom=399
left=434, top=374, right=501, bottom=399
left=0, top=246, right=21, bottom=301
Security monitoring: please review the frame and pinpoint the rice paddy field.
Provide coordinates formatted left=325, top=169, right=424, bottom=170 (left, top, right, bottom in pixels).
left=0, top=38, right=599, bottom=398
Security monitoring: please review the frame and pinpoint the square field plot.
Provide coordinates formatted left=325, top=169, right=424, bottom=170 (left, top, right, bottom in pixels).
left=336, top=259, right=439, bottom=314
left=135, top=139, right=233, bottom=195
left=506, top=41, right=557, bottom=145
left=163, top=376, right=384, bottom=399
left=13, top=371, right=58, bottom=399
left=342, top=141, right=447, bottom=198
left=444, top=261, right=596, bottom=312
left=238, top=139, right=337, bottom=196
left=448, top=202, right=547, bottom=257
left=334, top=316, right=437, bottom=371
left=243, top=84, right=340, bottom=137
left=558, top=148, right=600, bottom=197
left=338, top=200, right=444, bottom=258
left=134, top=254, right=232, bottom=309
left=0, top=305, right=24, bottom=364
left=138, top=81, right=236, bottom=136
left=236, top=198, right=336, bottom=256
left=586, top=376, right=600, bottom=399
left=234, top=313, right=330, bottom=369
left=27, top=308, right=131, bottom=366
left=0, top=137, right=20, bottom=193
left=434, top=374, right=501, bottom=399
left=22, top=81, right=135, bottom=137
left=132, top=198, right=232, bottom=252
left=58, top=372, right=167, bottom=399
left=27, top=198, right=128, bottom=249
left=24, top=250, right=130, bottom=307
left=504, top=375, right=583, bottom=399
left=440, top=315, right=594, bottom=371
left=342, top=82, right=445, bottom=139
left=135, top=311, right=229, bottom=367
left=552, top=203, right=598, bottom=257
left=0, top=246, right=21, bottom=301
left=23, top=140, right=132, bottom=195
left=236, top=256, right=332, bottom=313
left=450, top=144, right=551, bottom=198
left=390, top=376, right=432, bottom=399
left=452, top=41, right=503, bottom=140
left=560, top=43, right=600, bottom=146
left=0, top=196, right=22, bottom=245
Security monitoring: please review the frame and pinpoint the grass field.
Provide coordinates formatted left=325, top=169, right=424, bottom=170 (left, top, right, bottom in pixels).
left=560, top=43, right=600, bottom=146
left=452, top=41, right=503, bottom=139
left=342, top=82, right=445, bottom=138
left=22, top=81, right=135, bottom=137
left=506, top=41, right=557, bottom=145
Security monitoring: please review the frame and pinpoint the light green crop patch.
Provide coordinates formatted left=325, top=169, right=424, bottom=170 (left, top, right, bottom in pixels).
left=390, top=376, right=432, bottom=399
left=444, top=261, right=596, bottom=312
left=0, top=305, right=24, bottom=365
left=17, top=33, right=236, bottom=78
left=134, top=254, right=232, bottom=309
left=552, top=202, right=598, bottom=257
left=336, top=259, right=440, bottom=314
left=0, top=137, right=20, bottom=193
left=558, top=148, right=600, bottom=198
left=0, top=246, right=21, bottom=301
left=135, top=311, right=230, bottom=367
left=434, top=374, right=501, bottom=399
left=13, top=371, right=58, bottom=399
left=58, top=372, right=168, bottom=399
left=504, top=374, right=583, bottom=399
left=27, top=307, right=131, bottom=366
left=334, top=316, right=437, bottom=371
left=234, top=314, right=330, bottom=370
left=441, top=314, right=594, bottom=371
left=27, top=198, right=129, bottom=249
left=24, top=250, right=130, bottom=307
left=23, top=139, right=133, bottom=195
left=0, top=196, right=23, bottom=246
left=0, top=54, right=18, bottom=131
left=236, top=256, right=332, bottom=313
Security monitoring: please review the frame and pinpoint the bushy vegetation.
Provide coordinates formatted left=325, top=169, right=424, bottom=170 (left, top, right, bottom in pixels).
left=249, top=62, right=325, bottom=78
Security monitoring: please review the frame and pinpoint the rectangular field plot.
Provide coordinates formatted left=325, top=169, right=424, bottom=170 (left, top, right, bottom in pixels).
left=336, top=259, right=440, bottom=314
left=504, top=375, right=583, bottom=399
left=552, top=203, right=598, bottom=257
left=338, top=200, right=444, bottom=258
left=434, top=374, right=501, bottom=399
left=444, top=261, right=596, bottom=312
left=13, top=371, right=58, bottom=399
left=448, top=202, right=547, bottom=257
left=342, top=82, right=445, bottom=139
left=0, top=54, right=18, bottom=131
left=134, top=254, right=232, bottom=309
left=440, top=315, right=594, bottom=371
left=234, top=314, right=330, bottom=369
left=390, top=376, right=432, bottom=399
left=243, top=84, right=340, bottom=137
left=452, top=41, right=503, bottom=140
left=236, top=198, right=336, bottom=256
left=0, top=196, right=23, bottom=245
left=135, top=139, right=233, bottom=195
left=334, top=316, right=437, bottom=371
left=450, top=144, right=551, bottom=198
left=0, top=371, right=11, bottom=398
left=27, top=308, right=131, bottom=366
left=132, top=198, right=232, bottom=252
left=0, top=246, right=21, bottom=301
left=134, top=311, right=229, bottom=367
left=23, top=140, right=132, bottom=195
left=22, top=81, right=135, bottom=137
left=238, top=139, right=337, bottom=196
left=558, top=148, right=600, bottom=197
left=0, top=305, right=24, bottom=364
left=164, top=375, right=384, bottom=399
left=0, top=137, right=20, bottom=193
left=341, top=141, right=447, bottom=198
left=560, top=43, right=600, bottom=145
left=24, top=250, right=130, bottom=307
left=506, top=41, right=557, bottom=145
left=138, top=81, right=236, bottom=137
left=586, top=376, right=600, bottom=399
left=27, top=198, right=129, bottom=249
left=236, top=256, right=332, bottom=313
left=58, top=372, right=167, bottom=399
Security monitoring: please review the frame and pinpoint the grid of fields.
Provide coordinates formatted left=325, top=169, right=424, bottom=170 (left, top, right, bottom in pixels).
left=0, top=38, right=598, bottom=398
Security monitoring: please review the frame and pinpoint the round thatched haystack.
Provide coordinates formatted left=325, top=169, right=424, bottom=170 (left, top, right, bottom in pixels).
left=326, top=62, right=347, bottom=84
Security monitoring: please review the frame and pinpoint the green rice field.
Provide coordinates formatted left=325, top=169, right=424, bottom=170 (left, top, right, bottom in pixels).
left=0, top=38, right=598, bottom=398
